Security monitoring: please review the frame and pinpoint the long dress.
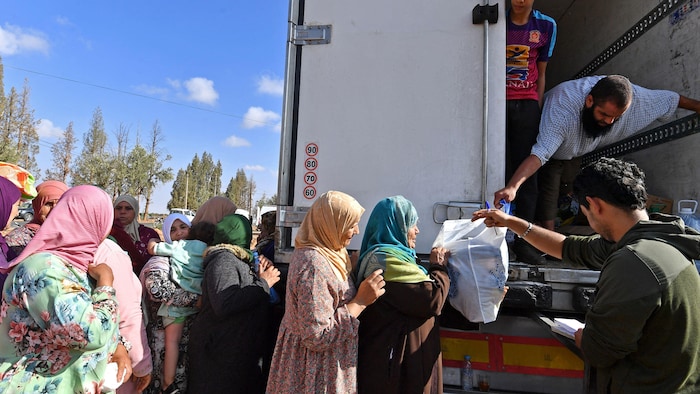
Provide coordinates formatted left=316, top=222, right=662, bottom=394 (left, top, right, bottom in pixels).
left=0, top=253, right=119, bottom=393
left=98, top=239, right=152, bottom=394
left=140, top=256, right=199, bottom=394
left=357, top=259, right=450, bottom=394
left=266, top=248, right=360, bottom=394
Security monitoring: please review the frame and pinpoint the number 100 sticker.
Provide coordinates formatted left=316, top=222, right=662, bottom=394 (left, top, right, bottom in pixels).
left=303, top=143, right=319, bottom=199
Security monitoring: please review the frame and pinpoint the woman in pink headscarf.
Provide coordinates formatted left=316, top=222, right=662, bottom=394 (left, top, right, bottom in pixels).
left=5, top=180, right=69, bottom=256
left=0, top=185, right=132, bottom=393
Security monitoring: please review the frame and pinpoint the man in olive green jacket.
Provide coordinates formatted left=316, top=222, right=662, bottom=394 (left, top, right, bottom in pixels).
left=473, top=157, right=700, bottom=393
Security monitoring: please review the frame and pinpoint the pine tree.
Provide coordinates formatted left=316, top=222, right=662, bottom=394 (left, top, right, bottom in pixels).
left=142, top=120, right=173, bottom=218
left=45, top=121, right=77, bottom=182
left=168, top=169, right=189, bottom=210
left=0, top=86, right=19, bottom=163
left=168, top=151, right=221, bottom=211
left=109, top=123, right=132, bottom=198
left=72, top=107, right=112, bottom=189
left=14, top=80, right=40, bottom=174
left=224, top=168, right=256, bottom=212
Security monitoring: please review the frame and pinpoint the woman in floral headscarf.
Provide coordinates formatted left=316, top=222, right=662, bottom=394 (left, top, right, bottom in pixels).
left=0, top=185, right=131, bottom=393
left=353, top=195, right=450, bottom=394
left=5, top=180, right=69, bottom=256
left=266, top=191, right=386, bottom=394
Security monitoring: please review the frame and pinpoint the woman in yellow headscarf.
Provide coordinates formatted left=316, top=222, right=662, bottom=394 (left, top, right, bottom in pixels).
left=267, top=191, right=386, bottom=394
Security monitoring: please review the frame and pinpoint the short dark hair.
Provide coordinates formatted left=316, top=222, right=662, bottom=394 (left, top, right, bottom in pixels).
left=573, top=157, right=647, bottom=211
left=188, top=221, right=217, bottom=245
left=260, top=211, right=276, bottom=235
left=589, top=75, right=633, bottom=109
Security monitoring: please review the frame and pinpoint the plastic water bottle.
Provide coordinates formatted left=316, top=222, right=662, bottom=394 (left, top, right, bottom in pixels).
left=461, top=355, right=473, bottom=391
left=253, top=251, right=280, bottom=304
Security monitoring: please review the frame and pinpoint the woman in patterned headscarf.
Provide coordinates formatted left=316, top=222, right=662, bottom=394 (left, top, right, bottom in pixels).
left=354, top=195, right=450, bottom=394
left=266, top=191, right=386, bottom=394
left=5, top=180, right=69, bottom=256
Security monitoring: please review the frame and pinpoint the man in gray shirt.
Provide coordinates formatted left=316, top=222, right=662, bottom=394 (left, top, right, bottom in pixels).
left=495, top=75, right=700, bottom=237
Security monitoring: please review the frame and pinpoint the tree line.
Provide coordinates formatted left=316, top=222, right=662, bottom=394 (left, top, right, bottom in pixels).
left=0, top=57, right=275, bottom=219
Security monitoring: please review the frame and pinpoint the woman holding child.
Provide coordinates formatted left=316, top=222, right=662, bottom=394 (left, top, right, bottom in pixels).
left=140, top=196, right=237, bottom=394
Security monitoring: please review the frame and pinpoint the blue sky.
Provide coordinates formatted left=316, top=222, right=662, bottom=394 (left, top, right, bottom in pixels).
left=2, top=1, right=288, bottom=213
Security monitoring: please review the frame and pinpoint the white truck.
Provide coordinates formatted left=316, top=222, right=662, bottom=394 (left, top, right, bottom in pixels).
left=274, top=0, right=700, bottom=392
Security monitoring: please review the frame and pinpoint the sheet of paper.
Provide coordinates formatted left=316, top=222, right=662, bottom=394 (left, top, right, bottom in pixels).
left=551, top=318, right=585, bottom=340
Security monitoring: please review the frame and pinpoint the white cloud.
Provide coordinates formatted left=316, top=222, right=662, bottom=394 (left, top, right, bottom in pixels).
left=133, top=84, right=170, bottom=97
left=54, top=16, right=73, bottom=27
left=166, top=78, right=181, bottom=89
left=244, top=165, right=265, bottom=172
left=242, top=106, right=281, bottom=129
left=0, top=24, right=49, bottom=56
left=224, top=135, right=251, bottom=147
left=257, top=75, right=284, bottom=96
left=36, top=119, right=63, bottom=139
left=183, top=77, right=219, bottom=105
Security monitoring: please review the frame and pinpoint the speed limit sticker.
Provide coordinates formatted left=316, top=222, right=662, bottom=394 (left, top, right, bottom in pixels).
left=304, top=171, right=317, bottom=185
left=305, top=143, right=319, bottom=156
left=303, top=185, right=317, bottom=199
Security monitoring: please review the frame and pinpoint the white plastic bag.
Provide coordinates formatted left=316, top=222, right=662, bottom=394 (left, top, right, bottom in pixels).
left=433, top=218, right=508, bottom=323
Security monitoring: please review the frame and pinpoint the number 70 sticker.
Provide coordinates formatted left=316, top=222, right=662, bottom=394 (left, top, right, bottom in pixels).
left=304, top=172, right=317, bottom=185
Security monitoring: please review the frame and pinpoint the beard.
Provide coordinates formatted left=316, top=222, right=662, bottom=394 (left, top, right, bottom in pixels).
left=581, top=105, right=613, bottom=138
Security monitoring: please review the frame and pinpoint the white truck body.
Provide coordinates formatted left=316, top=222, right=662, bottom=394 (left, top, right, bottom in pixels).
left=277, top=0, right=506, bottom=256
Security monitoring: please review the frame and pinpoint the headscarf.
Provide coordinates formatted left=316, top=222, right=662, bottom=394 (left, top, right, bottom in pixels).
left=213, top=213, right=253, bottom=262
left=295, top=191, right=364, bottom=281
left=114, top=195, right=141, bottom=242
left=1, top=176, right=22, bottom=267
left=0, top=177, right=21, bottom=231
left=27, top=180, right=69, bottom=231
left=192, top=196, right=237, bottom=225
left=4, top=185, right=114, bottom=274
left=162, top=213, right=191, bottom=243
left=354, top=195, right=430, bottom=286
left=0, top=162, right=37, bottom=200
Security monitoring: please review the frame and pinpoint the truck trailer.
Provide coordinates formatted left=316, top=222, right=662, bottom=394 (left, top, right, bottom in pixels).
left=273, top=0, right=700, bottom=392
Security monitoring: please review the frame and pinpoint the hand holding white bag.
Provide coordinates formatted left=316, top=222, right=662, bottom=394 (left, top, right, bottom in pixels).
left=432, top=218, right=508, bottom=323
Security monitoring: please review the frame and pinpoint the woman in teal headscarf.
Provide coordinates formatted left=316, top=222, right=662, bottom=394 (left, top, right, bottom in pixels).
left=354, top=195, right=451, bottom=394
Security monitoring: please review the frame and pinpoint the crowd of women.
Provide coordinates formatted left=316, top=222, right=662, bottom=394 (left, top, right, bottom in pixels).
left=0, top=161, right=453, bottom=394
